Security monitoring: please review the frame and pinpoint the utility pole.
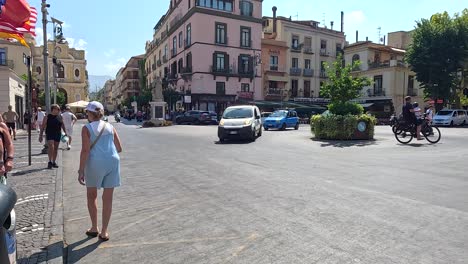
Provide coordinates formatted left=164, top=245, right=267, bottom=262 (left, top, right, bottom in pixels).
left=41, top=0, right=51, bottom=114
left=23, top=54, right=33, bottom=166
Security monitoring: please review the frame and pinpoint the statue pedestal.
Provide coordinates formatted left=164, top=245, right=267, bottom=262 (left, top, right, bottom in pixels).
left=150, top=101, right=167, bottom=126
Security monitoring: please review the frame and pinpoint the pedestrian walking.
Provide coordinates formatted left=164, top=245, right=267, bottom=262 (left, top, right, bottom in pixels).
left=23, top=111, right=31, bottom=131
left=0, top=114, right=14, bottom=176
left=36, top=107, right=46, bottom=132
left=78, top=101, right=122, bottom=242
left=62, top=106, right=78, bottom=150
left=39, top=104, right=67, bottom=169
left=2, top=105, right=19, bottom=140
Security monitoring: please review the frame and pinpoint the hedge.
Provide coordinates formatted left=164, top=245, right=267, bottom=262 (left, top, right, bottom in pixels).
left=311, top=114, right=376, bottom=140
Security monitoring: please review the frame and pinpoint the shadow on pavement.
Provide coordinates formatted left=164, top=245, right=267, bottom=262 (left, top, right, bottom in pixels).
left=215, top=139, right=254, bottom=145
left=17, top=241, right=63, bottom=263
left=311, top=138, right=378, bottom=148
left=10, top=167, right=50, bottom=176
left=66, top=237, right=103, bottom=264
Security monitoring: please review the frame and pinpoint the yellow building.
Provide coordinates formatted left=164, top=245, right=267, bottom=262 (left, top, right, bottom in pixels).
left=33, top=41, right=89, bottom=105
left=344, top=41, right=424, bottom=113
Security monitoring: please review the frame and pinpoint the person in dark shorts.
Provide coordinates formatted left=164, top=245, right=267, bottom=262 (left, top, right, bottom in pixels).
left=39, top=104, right=67, bottom=169
left=402, top=96, right=422, bottom=140
left=2, top=105, right=19, bottom=140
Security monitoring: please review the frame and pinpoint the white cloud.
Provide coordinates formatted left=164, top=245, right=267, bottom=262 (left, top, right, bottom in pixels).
left=104, top=57, right=127, bottom=76
left=345, top=10, right=366, bottom=28
left=104, top=49, right=116, bottom=58
left=65, top=37, right=88, bottom=51
left=62, top=22, right=71, bottom=29
left=34, top=28, right=51, bottom=46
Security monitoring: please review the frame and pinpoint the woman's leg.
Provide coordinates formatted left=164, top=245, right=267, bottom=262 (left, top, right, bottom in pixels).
left=53, top=141, right=60, bottom=162
left=101, top=188, right=114, bottom=237
left=87, top=187, right=99, bottom=232
left=47, top=140, right=54, bottom=162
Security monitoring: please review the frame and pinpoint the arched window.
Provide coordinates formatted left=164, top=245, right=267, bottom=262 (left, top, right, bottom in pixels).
left=57, top=64, right=65, bottom=78
left=36, top=66, right=41, bottom=74
left=75, top=69, right=80, bottom=78
left=352, top=54, right=360, bottom=64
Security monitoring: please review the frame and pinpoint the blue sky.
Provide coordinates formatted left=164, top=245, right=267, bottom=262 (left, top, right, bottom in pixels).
left=28, top=0, right=467, bottom=79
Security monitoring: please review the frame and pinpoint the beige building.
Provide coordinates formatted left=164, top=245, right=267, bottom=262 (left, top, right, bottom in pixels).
left=262, top=14, right=346, bottom=101
left=0, top=39, right=30, bottom=122
left=33, top=41, right=89, bottom=105
left=103, top=79, right=115, bottom=111
left=388, top=31, right=414, bottom=50
left=344, top=41, right=424, bottom=113
left=115, top=55, right=144, bottom=104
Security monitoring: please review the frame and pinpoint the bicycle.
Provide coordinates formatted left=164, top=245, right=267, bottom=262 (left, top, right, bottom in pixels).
left=394, top=117, right=441, bottom=144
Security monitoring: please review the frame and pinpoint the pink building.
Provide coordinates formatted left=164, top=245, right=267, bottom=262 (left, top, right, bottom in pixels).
left=145, top=0, right=263, bottom=114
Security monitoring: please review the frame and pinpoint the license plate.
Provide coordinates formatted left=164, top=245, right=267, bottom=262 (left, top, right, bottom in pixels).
left=229, top=131, right=238, bottom=135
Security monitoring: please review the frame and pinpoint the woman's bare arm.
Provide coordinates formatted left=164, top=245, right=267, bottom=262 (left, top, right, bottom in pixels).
left=113, top=127, right=122, bottom=153
left=79, top=127, right=91, bottom=173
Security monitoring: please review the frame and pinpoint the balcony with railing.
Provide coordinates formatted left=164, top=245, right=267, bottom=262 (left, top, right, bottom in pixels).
left=367, top=88, right=386, bottom=97
left=0, top=59, right=14, bottom=69
left=303, top=68, right=314, bottom=77
left=303, top=47, right=314, bottom=54
left=181, top=66, right=193, bottom=74
left=291, top=45, right=302, bottom=53
left=368, top=60, right=407, bottom=69
left=319, top=70, right=327, bottom=78
left=267, top=65, right=286, bottom=72
left=211, top=65, right=232, bottom=75
left=290, top=68, right=302, bottom=76
left=320, top=49, right=330, bottom=56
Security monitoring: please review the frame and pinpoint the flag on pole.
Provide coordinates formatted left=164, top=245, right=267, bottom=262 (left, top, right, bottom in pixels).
left=16, top=7, right=37, bottom=36
left=0, top=21, right=29, bottom=47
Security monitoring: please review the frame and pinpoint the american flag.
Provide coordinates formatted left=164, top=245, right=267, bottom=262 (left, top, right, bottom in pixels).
left=16, top=7, right=37, bottom=36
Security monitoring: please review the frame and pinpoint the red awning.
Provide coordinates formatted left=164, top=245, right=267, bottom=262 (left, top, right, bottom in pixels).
left=0, top=0, right=31, bottom=27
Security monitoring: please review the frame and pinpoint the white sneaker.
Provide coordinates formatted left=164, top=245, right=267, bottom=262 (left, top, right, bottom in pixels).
left=67, top=145, right=71, bottom=150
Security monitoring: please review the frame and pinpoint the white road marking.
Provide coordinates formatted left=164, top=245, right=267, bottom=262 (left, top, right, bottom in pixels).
left=16, top=194, right=49, bottom=205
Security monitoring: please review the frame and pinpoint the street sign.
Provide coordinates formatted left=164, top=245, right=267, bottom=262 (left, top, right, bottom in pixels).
left=437, top=99, right=443, bottom=104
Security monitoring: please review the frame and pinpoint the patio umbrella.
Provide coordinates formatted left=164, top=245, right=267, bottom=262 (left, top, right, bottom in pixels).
left=66, top=100, right=89, bottom=108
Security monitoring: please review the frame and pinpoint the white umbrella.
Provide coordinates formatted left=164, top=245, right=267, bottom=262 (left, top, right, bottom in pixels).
left=66, top=100, right=89, bottom=108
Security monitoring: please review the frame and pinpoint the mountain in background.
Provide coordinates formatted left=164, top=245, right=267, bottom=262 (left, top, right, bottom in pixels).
left=88, top=75, right=113, bottom=93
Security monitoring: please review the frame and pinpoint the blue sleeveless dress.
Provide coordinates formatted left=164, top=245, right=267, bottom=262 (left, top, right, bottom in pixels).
left=84, top=121, right=120, bottom=189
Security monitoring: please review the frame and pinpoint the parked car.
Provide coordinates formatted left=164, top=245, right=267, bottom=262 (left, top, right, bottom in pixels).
left=263, top=110, right=300, bottom=130
left=176, top=110, right=212, bottom=125
left=218, top=105, right=262, bottom=142
left=433, top=109, right=467, bottom=127
left=261, top=112, right=272, bottom=124
left=208, top=111, right=219, bottom=125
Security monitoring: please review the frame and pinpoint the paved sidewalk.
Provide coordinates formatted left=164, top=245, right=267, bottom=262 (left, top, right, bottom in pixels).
left=7, top=130, right=64, bottom=264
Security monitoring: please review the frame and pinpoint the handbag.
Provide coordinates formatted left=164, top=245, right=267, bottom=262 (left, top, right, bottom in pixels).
left=90, top=123, right=106, bottom=150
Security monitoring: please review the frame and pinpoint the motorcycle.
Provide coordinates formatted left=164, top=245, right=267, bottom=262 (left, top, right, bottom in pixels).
left=115, top=114, right=121, bottom=123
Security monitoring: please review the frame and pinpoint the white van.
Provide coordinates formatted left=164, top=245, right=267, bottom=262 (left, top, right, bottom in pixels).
left=433, top=109, right=467, bottom=126
left=218, top=105, right=262, bottom=142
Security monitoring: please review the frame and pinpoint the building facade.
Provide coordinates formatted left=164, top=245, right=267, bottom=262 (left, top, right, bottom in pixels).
left=33, top=41, right=89, bottom=105
left=344, top=41, right=424, bottom=113
left=0, top=40, right=29, bottom=123
left=262, top=13, right=346, bottom=101
left=115, top=55, right=144, bottom=103
left=103, top=79, right=115, bottom=111
left=388, top=31, right=413, bottom=50
left=145, top=0, right=263, bottom=114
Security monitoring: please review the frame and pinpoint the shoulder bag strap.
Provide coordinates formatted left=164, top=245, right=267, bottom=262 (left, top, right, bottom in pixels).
left=90, top=123, right=105, bottom=150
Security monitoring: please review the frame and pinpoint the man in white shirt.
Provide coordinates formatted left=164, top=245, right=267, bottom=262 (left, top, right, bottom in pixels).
left=61, top=106, right=77, bottom=150
left=36, top=107, right=45, bottom=132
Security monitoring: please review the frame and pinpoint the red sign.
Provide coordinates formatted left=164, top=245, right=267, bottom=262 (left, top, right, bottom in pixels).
left=238, top=92, right=254, bottom=99
left=437, top=99, right=443, bottom=104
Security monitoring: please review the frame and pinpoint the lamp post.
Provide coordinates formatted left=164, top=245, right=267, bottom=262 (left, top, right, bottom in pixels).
left=41, top=0, right=51, bottom=114
left=51, top=17, right=64, bottom=105
left=23, top=54, right=33, bottom=166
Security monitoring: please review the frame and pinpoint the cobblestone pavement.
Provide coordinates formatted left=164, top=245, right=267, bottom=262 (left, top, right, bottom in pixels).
left=6, top=130, right=62, bottom=264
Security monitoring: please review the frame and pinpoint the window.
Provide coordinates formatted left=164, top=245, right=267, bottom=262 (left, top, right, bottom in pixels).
left=196, top=0, right=233, bottom=11
left=213, top=52, right=228, bottom=71
left=0, top=48, right=6, bottom=63
left=269, top=81, right=278, bottom=89
left=186, top=24, right=191, bottom=46
left=36, top=66, right=42, bottom=74
left=186, top=52, right=192, bottom=69
left=374, top=75, right=383, bottom=94
left=179, top=32, right=183, bottom=48
left=408, top=76, right=415, bottom=89
left=320, top=61, right=326, bottom=71
left=320, top=40, right=327, bottom=49
left=292, top=58, right=299, bottom=68
left=304, top=81, right=311, bottom=97
left=304, top=37, right=312, bottom=49
left=188, top=0, right=191, bottom=8
left=216, top=82, right=226, bottom=95
left=178, top=59, right=183, bottom=73
left=336, top=43, right=342, bottom=55
left=57, top=64, right=65, bottom=78
left=270, top=56, right=278, bottom=71
left=215, top=23, right=227, bottom=44
left=164, top=44, right=168, bottom=57
left=240, top=1, right=253, bottom=16
left=352, top=54, right=360, bottom=64
left=74, top=69, right=80, bottom=78
left=238, top=55, right=251, bottom=74
left=240, top=27, right=251, bottom=48
left=241, top=83, right=250, bottom=92
left=172, top=36, right=177, bottom=56
left=304, top=59, right=311, bottom=69
left=292, top=36, right=299, bottom=49
left=291, top=80, right=298, bottom=97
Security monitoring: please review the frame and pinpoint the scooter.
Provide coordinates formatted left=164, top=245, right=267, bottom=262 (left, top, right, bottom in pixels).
left=115, top=114, right=121, bottom=123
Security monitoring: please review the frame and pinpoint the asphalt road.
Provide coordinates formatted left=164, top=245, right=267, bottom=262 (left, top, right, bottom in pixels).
left=63, top=121, right=468, bottom=264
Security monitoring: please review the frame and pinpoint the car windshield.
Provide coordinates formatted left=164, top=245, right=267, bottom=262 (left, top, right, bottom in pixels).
left=270, top=111, right=287, bottom=117
left=436, top=111, right=453, bottom=116
left=223, top=108, right=253, bottom=119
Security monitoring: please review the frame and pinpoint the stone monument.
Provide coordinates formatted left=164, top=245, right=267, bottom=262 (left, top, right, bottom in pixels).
left=149, top=78, right=167, bottom=126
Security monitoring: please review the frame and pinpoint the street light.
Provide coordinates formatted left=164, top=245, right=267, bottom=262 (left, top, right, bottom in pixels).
left=23, top=53, right=33, bottom=166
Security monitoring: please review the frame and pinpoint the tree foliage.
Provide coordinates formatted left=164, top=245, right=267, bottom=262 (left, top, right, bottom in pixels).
left=406, top=9, right=468, bottom=107
left=320, top=55, right=371, bottom=115
left=37, top=90, right=66, bottom=107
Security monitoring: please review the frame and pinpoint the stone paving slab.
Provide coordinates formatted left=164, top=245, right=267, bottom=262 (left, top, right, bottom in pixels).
left=6, top=130, right=64, bottom=264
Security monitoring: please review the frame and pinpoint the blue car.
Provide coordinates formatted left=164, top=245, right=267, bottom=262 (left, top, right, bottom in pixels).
left=263, top=110, right=300, bottom=130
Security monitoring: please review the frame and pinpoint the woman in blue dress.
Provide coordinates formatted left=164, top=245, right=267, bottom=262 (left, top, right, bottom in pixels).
left=78, top=101, right=122, bottom=241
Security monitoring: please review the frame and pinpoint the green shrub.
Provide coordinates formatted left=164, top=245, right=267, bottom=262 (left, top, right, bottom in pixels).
left=311, top=114, right=376, bottom=140
left=328, top=102, right=364, bottom=116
